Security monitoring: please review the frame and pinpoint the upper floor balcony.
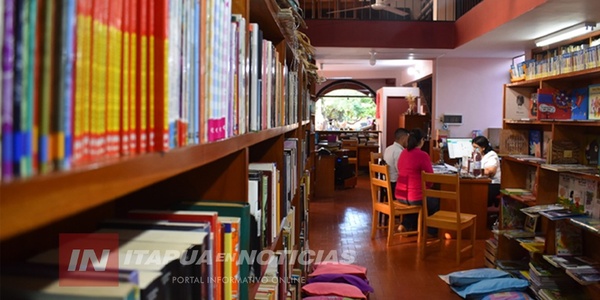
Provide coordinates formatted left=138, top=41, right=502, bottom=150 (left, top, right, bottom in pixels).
left=299, top=0, right=483, bottom=22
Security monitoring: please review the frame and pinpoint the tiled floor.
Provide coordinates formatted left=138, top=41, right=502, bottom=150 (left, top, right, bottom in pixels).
left=308, top=174, right=487, bottom=299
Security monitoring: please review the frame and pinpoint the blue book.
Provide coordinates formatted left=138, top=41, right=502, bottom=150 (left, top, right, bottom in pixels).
left=571, top=87, right=589, bottom=120
left=528, top=129, right=542, bottom=157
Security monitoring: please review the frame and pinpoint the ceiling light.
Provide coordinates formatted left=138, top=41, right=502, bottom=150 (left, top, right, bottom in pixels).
left=535, top=22, right=597, bottom=47
left=369, top=50, right=376, bottom=66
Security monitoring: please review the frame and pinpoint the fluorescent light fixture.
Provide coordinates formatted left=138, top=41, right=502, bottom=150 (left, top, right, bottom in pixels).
left=535, top=22, right=597, bottom=47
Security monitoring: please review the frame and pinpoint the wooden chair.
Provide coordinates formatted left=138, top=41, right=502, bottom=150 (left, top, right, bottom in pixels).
left=341, top=139, right=359, bottom=176
left=370, top=152, right=384, bottom=165
left=420, top=171, right=476, bottom=264
left=369, top=162, right=422, bottom=246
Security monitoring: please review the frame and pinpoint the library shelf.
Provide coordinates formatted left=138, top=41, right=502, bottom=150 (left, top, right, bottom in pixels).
left=1, top=125, right=300, bottom=242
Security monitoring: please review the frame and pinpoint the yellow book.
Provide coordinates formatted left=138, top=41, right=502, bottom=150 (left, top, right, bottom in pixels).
left=219, top=216, right=241, bottom=300
left=106, top=0, right=123, bottom=157
left=91, top=0, right=108, bottom=159
left=73, top=0, right=93, bottom=163
left=223, top=222, right=233, bottom=300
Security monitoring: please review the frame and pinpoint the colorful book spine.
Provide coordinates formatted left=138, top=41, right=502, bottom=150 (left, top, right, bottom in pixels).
left=136, top=0, right=148, bottom=153
left=127, top=0, right=138, bottom=153
left=2, top=0, right=15, bottom=179
left=73, top=0, right=93, bottom=164
left=32, top=0, right=43, bottom=175
left=39, top=0, right=54, bottom=174
left=167, top=0, right=182, bottom=149
left=119, top=0, right=130, bottom=156
left=223, top=222, right=233, bottom=300
left=106, top=0, right=123, bottom=158
left=58, top=0, right=77, bottom=170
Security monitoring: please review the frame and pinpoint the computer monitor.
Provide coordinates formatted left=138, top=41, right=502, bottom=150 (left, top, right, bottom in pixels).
left=447, top=138, right=473, bottom=159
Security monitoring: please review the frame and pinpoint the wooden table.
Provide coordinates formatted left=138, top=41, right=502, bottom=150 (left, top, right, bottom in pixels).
left=357, top=145, right=380, bottom=168
left=441, top=177, right=492, bottom=240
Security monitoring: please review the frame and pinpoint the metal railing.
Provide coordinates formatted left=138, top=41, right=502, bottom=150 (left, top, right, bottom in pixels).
left=299, top=0, right=482, bottom=21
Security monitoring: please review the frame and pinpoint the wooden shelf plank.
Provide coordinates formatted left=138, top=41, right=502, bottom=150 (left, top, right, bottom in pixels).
left=0, top=125, right=298, bottom=241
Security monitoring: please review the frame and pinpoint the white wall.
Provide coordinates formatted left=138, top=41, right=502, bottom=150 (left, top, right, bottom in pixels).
left=433, top=57, right=510, bottom=138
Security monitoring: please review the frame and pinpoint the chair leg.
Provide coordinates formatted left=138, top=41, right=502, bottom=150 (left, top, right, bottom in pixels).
left=387, top=213, right=395, bottom=247
left=371, top=210, right=378, bottom=239
left=456, top=229, right=462, bottom=264
left=470, top=218, right=476, bottom=257
left=420, top=222, right=427, bottom=260
left=416, top=211, right=422, bottom=246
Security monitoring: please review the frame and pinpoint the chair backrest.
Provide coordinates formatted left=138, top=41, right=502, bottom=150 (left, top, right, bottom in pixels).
left=369, top=162, right=394, bottom=204
left=341, top=139, right=358, bottom=156
left=370, top=152, right=384, bottom=165
left=421, top=171, right=461, bottom=222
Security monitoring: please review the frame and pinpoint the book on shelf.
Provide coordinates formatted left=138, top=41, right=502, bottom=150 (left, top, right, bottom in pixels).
left=582, top=134, right=600, bottom=166
left=569, top=215, right=600, bottom=233
left=501, top=196, right=528, bottom=229
left=547, top=140, right=580, bottom=164
left=501, top=188, right=533, bottom=195
left=0, top=275, right=140, bottom=300
left=555, top=219, right=583, bottom=256
left=520, top=204, right=565, bottom=217
left=565, top=267, right=600, bottom=285
left=127, top=209, right=222, bottom=300
left=588, top=84, right=600, bottom=120
left=499, top=129, right=528, bottom=155
left=508, top=154, right=546, bottom=163
left=537, top=88, right=572, bottom=120
left=542, top=131, right=552, bottom=160
left=570, top=87, right=589, bottom=120
left=529, top=93, right=539, bottom=120
left=538, top=209, right=585, bottom=221
left=504, top=88, right=532, bottom=120
left=541, top=164, right=595, bottom=172
left=94, top=227, right=210, bottom=299
left=542, top=255, right=598, bottom=270
left=557, top=173, right=597, bottom=215
left=529, top=129, right=542, bottom=157
left=176, top=200, right=256, bottom=300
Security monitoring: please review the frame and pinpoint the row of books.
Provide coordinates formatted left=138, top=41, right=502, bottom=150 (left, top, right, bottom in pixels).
left=510, top=42, right=600, bottom=82
left=0, top=0, right=303, bottom=181
left=505, top=85, right=600, bottom=121
left=0, top=199, right=305, bottom=299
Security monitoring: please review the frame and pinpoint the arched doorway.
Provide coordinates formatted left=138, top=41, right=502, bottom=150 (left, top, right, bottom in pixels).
left=314, top=80, right=377, bottom=131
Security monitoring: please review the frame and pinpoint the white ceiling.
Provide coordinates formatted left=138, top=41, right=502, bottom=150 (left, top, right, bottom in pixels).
left=314, top=0, right=600, bottom=73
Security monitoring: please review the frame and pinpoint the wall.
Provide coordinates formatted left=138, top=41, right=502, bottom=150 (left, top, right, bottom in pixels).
left=433, top=57, right=510, bottom=138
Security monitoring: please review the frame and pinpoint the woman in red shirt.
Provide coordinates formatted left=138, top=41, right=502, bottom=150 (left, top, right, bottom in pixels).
left=394, top=128, right=439, bottom=236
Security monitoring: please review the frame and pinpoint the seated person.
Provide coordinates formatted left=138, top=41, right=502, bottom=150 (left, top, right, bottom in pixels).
left=472, top=136, right=501, bottom=207
left=395, top=128, right=439, bottom=236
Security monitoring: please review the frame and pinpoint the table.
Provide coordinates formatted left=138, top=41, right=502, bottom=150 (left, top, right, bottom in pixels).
left=441, top=177, right=492, bottom=240
left=357, top=145, right=380, bottom=168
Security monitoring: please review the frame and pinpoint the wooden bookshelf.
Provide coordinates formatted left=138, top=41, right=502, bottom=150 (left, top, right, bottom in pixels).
left=499, top=41, right=600, bottom=295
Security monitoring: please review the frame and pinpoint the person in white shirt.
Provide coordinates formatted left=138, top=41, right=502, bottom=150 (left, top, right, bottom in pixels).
left=472, top=135, right=501, bottom=206
left=383, top=128, right=409, bottom=198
